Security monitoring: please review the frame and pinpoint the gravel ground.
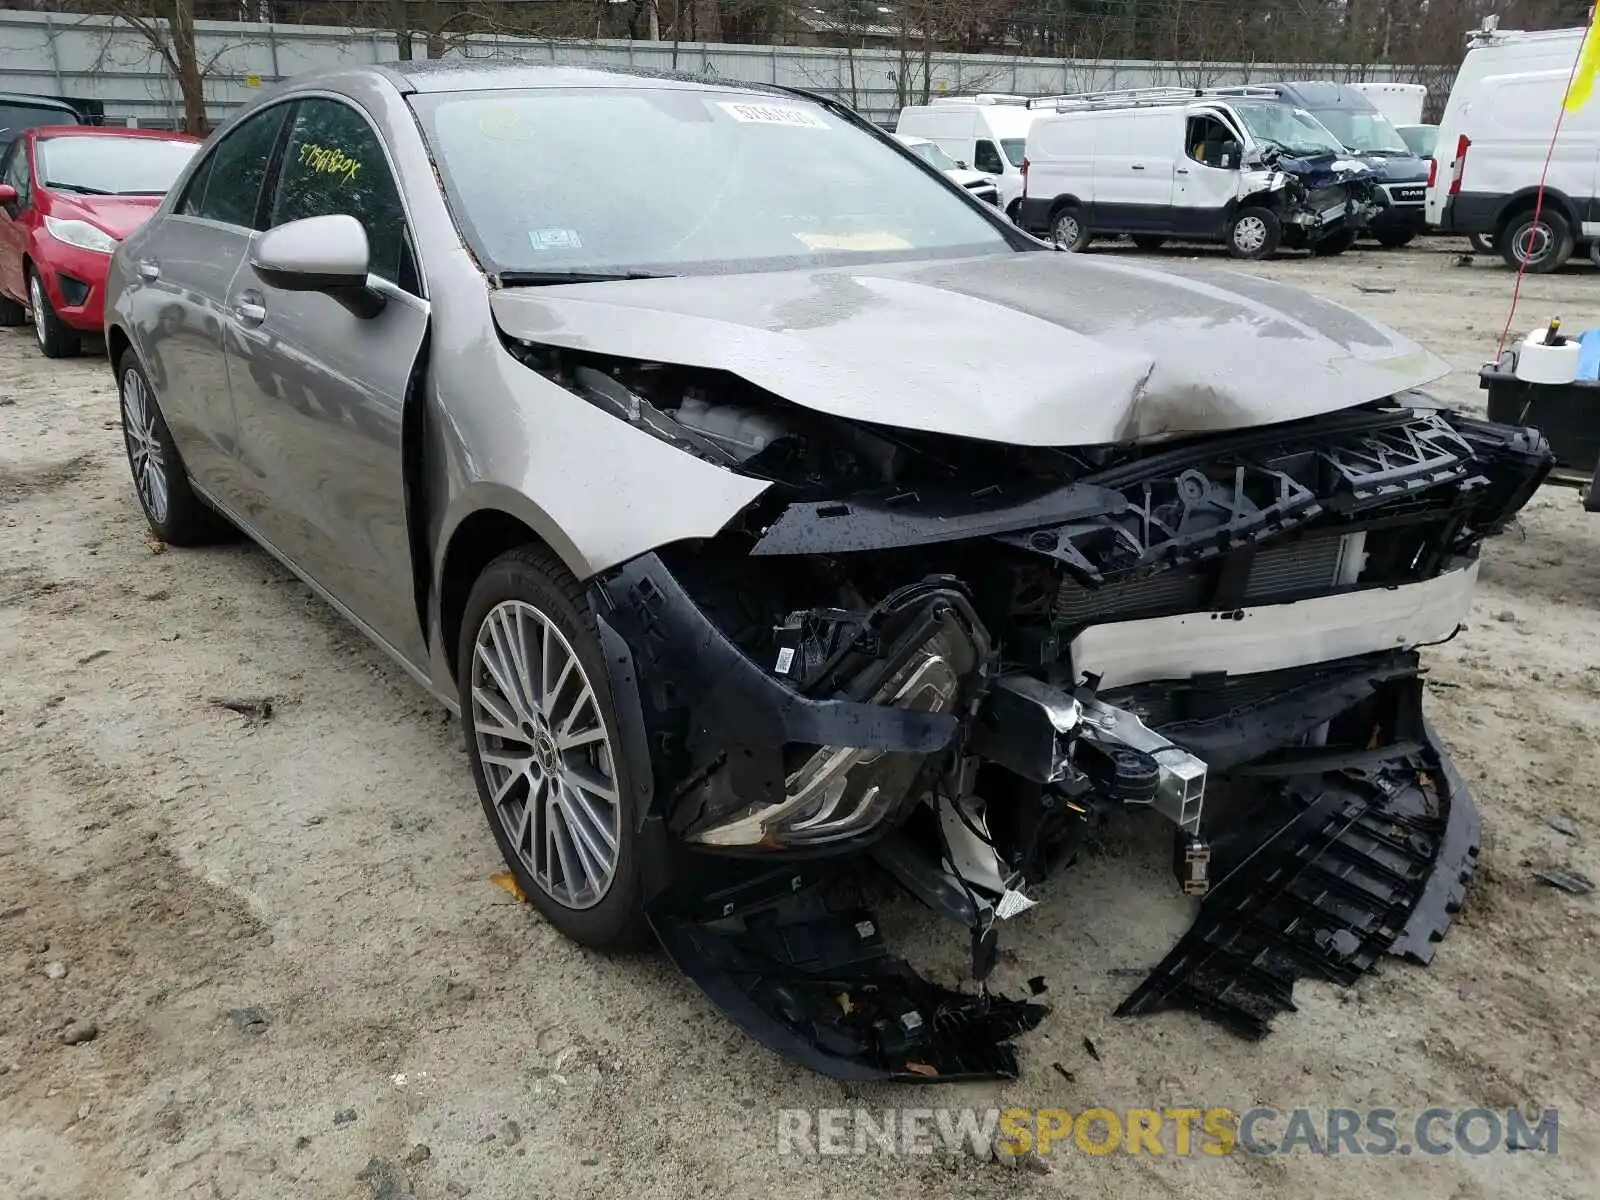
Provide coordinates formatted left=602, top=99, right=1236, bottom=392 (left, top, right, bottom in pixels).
left=2, top=236, right=1597, bottom=1199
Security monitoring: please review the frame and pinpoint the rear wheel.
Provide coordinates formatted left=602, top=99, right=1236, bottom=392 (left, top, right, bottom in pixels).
left=1227, top=207, right=1281, bottom=260
left=1501, top=211, right=1573, bottom=273
left=29, top=271, right=79, bottom=358
left=1050, top=206, right=1092, bottom=252
left=117, top=350, right=228, bottom=545
left=459, top=546, right=649, bottom=952
left=1131, top=235, right=1167, bottom=251
left=0, top=289, right=25, bottom=327
left=1468, top=232, right=1496, bottom=254
left=1375, top=229, right=1416, bottom=248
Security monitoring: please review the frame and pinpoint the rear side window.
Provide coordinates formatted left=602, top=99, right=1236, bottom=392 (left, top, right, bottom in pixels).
left=178, top=104, right=289, bottom=227
left=267, top=98, right=414, bottom=291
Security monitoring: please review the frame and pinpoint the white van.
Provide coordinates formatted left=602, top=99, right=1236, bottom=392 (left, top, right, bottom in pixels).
left=891, top=134, right=1002, bottom=206
left=1017, top=88, right=1382, bottom=259
left=1350, top=82, right=1427, bottom=127
left=894, top=95, right=1035, bottom=215
left=1427, top=19, right=1595, bottom=271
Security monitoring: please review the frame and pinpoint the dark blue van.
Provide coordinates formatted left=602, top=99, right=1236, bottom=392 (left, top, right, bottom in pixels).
left=1211, top=81, right=1429, bottom=247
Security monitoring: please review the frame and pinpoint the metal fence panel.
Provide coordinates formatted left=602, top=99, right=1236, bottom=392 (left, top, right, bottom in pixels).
left=0, top=8, right=1431, bottom=130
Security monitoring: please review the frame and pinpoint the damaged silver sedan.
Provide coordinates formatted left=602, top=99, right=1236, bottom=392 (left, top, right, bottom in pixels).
left=104, top=62, right=1552, bottom=1081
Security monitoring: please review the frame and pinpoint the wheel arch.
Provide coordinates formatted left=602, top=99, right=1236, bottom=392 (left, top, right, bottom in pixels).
left=1046, top=193, right=1085, bottom=219
left=1495, top=187, right=1579, bottom=234
left=435, top=489, right=590, bottom=688
left=106, top=322, right=132, bottom=373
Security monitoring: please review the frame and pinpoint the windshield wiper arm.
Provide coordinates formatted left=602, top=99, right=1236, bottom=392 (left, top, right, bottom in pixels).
left=495, top=269, right=675, bottom=287
left=44, top=180, right=113, bottom=195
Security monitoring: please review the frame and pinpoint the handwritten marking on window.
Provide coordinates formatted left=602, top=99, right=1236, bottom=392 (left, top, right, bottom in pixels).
left=297, top=142, right=360, bottom=184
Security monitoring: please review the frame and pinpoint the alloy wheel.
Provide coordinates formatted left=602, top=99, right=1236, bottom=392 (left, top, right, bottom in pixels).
left=120, top=366, right=169, bottom=525
left=29, top=276, right=46, bottom=348
left=1053, top=214, right=1080, bottom=249
left=470, top=600, right=621, bottom=910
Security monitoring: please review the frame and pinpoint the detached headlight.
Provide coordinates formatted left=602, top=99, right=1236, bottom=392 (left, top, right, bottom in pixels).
left=688, top=602, right=979, bottom=850
left=44, top=216, right=117, bottom=254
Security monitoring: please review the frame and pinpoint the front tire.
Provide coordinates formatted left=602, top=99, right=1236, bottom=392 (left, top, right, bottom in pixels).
left=1375, top=228, right=1416, bottom=249
left=1468, top=232, right=1496, bottom=254
left=29, top=271, right=79, bottom=358
left=117, top=350, right=227, bottom=546
left=1050, top=206, right=1093, bottom=252
left=459, top=546, right=648, bottom=952
left=1501, top=210, right=1573, bottom=273
left=1227, top=207, right=1281, bottom=259
left=1312, top=229, right=1359, bottom=257
left=0, top=288, right=25, bottom=327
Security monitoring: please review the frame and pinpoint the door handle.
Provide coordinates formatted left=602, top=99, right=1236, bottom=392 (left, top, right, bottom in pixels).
left=1176, top=167, right=1190, bottom=175
left=233, top=290, right=266, bottom=326
left=136, top=258, right=160, bottom=281
left=1131, top=164, right=1146, bottom=170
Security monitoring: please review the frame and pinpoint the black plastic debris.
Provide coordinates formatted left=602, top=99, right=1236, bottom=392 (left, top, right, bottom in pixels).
left=648, top=867, right=1047, bottom=1082
left=1533, top=869, right=1594, bottom=896
left=1117, top=718, right=1478, bottom=1038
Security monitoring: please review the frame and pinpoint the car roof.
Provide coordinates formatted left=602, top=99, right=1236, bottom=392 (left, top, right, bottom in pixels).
left=0, top=92, right=78, bottom=111
left=31, top=125, right=198, bottom=142
left=342, top=59, right=808, bottom=100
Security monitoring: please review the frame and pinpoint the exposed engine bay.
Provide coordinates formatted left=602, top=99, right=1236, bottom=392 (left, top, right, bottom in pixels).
left=507, top=336, right=1552, bottom=1081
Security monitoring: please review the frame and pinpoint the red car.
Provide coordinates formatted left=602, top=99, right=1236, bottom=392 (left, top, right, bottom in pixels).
left=0, top=126, right=200, bottom=357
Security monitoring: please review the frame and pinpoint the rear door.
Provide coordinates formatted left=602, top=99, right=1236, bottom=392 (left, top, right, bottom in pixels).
left=223, top=94, right=430, bottom=664
left=1090, top=108, right=1179, bottom=231
left=124, top=101, right=292, bottom=501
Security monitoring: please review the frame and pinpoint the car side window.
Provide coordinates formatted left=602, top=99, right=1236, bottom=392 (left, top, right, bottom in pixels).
left=973, top=140, right=1004, bottom=174
left=178, top=104, right=289, bottom=227
left=267, top=98, right=417, bottom=294
left=1187, top=116, right=1240, bottom=169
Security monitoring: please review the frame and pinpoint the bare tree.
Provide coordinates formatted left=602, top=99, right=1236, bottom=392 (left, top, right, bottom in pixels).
left=70, top=0, right=215, bottom=133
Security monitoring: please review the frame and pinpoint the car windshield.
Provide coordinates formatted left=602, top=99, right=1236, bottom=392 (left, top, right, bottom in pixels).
left=902, top=139, right=961, bottom=171
left=38, top=135, right=197, bottom=195
left=1229, top=102, right=1346, bottom=157
left=413, top=87, right=1011, bottom=277
left=1000, top=138, right=1026, bottom=167
left=1399, top=124, right=1437, bottom=158
left=1312, top=108, right=1412, bottom=155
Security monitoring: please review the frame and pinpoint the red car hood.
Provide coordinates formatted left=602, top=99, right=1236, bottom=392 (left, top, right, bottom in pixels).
left=53, top=193, right=162, bottom=240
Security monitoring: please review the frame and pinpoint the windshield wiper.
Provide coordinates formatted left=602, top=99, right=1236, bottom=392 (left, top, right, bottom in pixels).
left=44, top=180, right=112, bottom=195
left=495, top=269, right=675, bottom=287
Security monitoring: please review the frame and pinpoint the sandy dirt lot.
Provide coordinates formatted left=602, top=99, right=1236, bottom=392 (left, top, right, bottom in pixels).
left=2, top=237, right=1598, bottom=1200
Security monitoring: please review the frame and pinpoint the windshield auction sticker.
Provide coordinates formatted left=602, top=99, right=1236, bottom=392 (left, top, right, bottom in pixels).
left=717, top=102, right=828, bottom=129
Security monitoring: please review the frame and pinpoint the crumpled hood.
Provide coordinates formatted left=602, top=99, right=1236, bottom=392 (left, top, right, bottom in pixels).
left=489, top=251, right=1448, bottom=446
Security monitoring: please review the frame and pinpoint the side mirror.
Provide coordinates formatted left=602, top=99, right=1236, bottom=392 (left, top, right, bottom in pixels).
left=0, top=183, right=16, bottom=205
left=1221, top=140, right=1242, bottom=168
left=249, top=213, right=384, bottom=319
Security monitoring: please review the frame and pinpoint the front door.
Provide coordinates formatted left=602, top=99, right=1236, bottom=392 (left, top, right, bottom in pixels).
left=0, top=140, right=33, bottom=304
left=224, top=95, right=430, bottom=665
left=1174, top=110, right=1247, bottom=238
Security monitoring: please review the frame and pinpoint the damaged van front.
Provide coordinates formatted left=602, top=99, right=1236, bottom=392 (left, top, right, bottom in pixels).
left=492, top=251, right=1549, bottom=1081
